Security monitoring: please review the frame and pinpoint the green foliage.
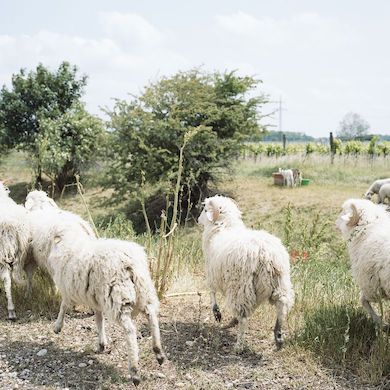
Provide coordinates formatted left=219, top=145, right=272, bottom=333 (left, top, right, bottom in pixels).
left=344, top=140, right=364, bottom=156
left=37, top=103, right=105, bottom=191
left=378, top=142, right=390, bottom=157
left=265, top=143, right=283, bottom=157
left=368, top=135, right=379, bottom=158
left=0, top=62, right=87, bottom=150
left=106, top=69, right=267, bottom=218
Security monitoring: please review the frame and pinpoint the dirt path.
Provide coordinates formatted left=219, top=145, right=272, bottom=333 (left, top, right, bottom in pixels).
left=0, top=295, right=374, bottom=390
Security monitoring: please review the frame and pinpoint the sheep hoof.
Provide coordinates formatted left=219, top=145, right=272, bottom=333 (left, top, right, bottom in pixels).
left=97, top=343, right=106, bottom=353
left=157, top=354, right=165, bottom=365
left=130, top=368, right=141, bottom=386
left=8, top=310, right=17, bottom=321
left=212, top=304, right=222, bottom=322
left=54, top=325, right=62, bottom=334
left=274, top=334, right=284, bottom=350
left=132, top=375, right=141, bottom=386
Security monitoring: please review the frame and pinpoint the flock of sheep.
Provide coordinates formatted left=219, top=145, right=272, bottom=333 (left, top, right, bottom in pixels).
left=1, top=177, right=390, bottom=386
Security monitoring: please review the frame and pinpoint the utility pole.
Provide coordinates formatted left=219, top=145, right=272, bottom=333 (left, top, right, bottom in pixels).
left=278, top=96, right=283, bottom=133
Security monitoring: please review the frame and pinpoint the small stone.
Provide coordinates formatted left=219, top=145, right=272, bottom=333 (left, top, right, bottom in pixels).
left=156, top=372, right=166, bottom=379
left=175, top=382, right=185, bottom=388
left=78, top=363, right=87, bottom=368
left=88, top=360, right=93, bottom=365
left=185, top=340, right=195, bottom=347
left=226, top=383, right=234, bottom=388
left=185, top=373, right=192, bottom=381
left=36, top=349, right=47, bottom=357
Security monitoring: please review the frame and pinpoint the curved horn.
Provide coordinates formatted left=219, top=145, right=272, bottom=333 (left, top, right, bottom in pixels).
left=206, top=199, right=220, bottom=222
left=347, top=204, right=360, bottom=227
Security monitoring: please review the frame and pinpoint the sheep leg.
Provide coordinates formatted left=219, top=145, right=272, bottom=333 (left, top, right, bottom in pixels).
left=24, top=261, right=36, bottom=298
left=95, top=311, right=108, bottom=352
left=210, top=291, right=221, bottom=322
left=1, top=268, right=16, bottom=320
left=234, top=316, right=248, bottom=353
left=274, top=298, right=289, bottom=349
left=361, top=294, right=389, bottom=330
left=146, top=304, right=165, bottom=365
left=54, top=300, right=68, bottom=333
left=119, top=313, right=141, bottom=386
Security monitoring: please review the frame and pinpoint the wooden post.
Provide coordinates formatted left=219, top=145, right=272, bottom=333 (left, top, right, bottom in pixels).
left=282, top=133, right=286, bottom=152
left=330, top=132, right=335, bottom=165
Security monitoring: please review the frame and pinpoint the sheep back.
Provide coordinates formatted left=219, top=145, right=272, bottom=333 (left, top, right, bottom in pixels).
left=204, top=227, right=293, bottom=318
left=49, top=237, right=158, bottom=320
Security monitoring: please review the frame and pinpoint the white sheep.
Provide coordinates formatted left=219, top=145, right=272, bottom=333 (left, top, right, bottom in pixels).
left=336, top=198, right=390, bottom=328
left=364, top=178, right=390, bottom=200
left=198, top=195, right=295, bottom=351
left=0, top=182, right=30, bottom=320
left=24, top=190, right=96, bottom=296
left=28, top=205, right=164, bottom=385
left=378, top=183, right=390, bottom=204
left=279, top=168, right=294, bottom=187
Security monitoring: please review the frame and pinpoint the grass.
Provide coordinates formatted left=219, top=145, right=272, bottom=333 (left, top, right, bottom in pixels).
left=2, top=151, right=390, bottom=387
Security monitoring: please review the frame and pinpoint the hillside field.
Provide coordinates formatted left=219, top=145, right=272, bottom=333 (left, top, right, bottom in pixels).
left=1, top=152, right=390, bottom=389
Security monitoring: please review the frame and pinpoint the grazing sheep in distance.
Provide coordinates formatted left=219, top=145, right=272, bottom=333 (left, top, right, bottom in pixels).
left=198, top=195, right=294, bottom=351
left=28, top=203, right=164, bottom=385
left=292, top=168, right=302, bottom=186
left=279, top=168, right=294, bottom=187
left=0, top=182, right=30, bottom=320
left=378, top=183, right=390, bottom=204
left=364, top=178, right=390, bottom=200
left=336, top=198, right=390, bottom=328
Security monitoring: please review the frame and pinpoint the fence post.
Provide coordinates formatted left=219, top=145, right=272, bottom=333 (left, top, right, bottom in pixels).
left=330, top=132, right=335, bottom=164
left=282, top=133, right=286, bottom=152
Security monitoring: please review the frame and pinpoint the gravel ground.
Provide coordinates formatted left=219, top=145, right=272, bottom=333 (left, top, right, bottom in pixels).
left=0, top=295, right=384, bottom=390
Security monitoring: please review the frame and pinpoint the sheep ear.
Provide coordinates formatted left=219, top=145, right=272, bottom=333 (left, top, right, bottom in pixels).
left=206, top=200, right=220, bottom=222
left=347, top=204, right=360, bottom=227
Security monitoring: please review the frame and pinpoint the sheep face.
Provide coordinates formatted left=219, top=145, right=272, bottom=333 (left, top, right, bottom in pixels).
left=363, top=191, right=373, bottom=200
left=336, top=201, right=361, bottom=239
left=25, top=190, right=58, bottom=211
left=198, top=195, right=242, bottom=228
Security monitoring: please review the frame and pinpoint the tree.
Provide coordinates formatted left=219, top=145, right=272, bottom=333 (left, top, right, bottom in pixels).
left=106, top=69, right=267, bottom=230
left=0, top=62, right=87, bottom=183
left=37, top=103, right=105, bottom=191
left=337, top=112, right=370, bottom=139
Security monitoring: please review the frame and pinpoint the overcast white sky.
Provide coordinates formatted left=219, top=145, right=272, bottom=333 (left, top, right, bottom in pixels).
left=1, top=0, right=390, bottom=137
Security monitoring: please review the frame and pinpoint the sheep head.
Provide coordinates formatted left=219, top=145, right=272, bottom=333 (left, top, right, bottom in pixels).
left=198, top=195, right=243, bottom=228
left=25, top=190, right=58, bottom=211
left=336, top=198, right=386, bottom=240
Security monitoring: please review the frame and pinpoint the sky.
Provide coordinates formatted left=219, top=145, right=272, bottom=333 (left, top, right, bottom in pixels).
left=1, top=0, right=390, bottom=137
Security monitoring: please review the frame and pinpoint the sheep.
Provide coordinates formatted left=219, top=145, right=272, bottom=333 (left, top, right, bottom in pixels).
left=378, top=183, right=390, bottom=204
left=364, top=178, right=390, bottom=200
left=27, top=206, right=164, bottom=385
left=198, top=195, right=295, bottom=352
left=23, top=190, right=96, bottom=296
left=291, top=168, right=302, bottom=187
left=279, top=168, right=294, bottom=187
left=0, top=182, right=30, bottom=320
left=336, top=198, right=390, bottom=328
